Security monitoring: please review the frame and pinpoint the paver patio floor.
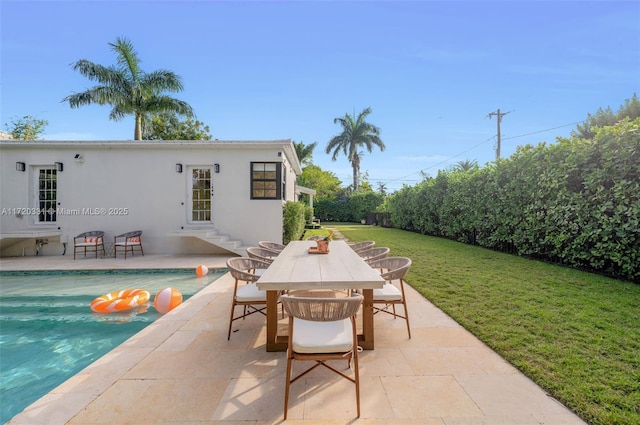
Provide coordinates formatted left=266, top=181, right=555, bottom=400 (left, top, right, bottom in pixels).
left=3, top=254, right=586, bottom=424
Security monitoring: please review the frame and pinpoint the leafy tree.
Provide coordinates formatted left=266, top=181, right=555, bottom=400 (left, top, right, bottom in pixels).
left=62, top=37, right=194, bottom=140
left=572, top=93, right=640, bottom=139
left=297, top=164, right=342, bottom=199
left=326, top=107, right=385, bottom=191
left=142, top=113, right=211, bottom=140
left=4, top=115, right=48, bottom=140
left=293, top=141, right=317, bottom=165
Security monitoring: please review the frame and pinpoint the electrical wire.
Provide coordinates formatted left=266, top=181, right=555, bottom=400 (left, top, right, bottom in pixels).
left=367, top=120, right=584, bottom=188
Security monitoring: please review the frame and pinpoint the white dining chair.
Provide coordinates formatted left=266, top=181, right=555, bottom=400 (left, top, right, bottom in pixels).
left=226, top=257, right=271, bottom=340
left=368, top=256, right=412, bottom=339
left=280, top=293, right=364, bottom=419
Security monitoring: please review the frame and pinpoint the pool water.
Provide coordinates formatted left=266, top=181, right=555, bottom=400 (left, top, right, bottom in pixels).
left=0, top=269, right=225, bottom=424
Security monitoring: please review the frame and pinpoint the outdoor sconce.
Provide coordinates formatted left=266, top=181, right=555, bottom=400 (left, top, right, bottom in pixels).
left=277, top=152, right=282, bottom=157
left=214, top=163, right=220, bottom=173
left=55, top=162, right=63, bottom=172
left=176, top=163, right=183, bottom=173
left=16, top=162, right=26, bottom=172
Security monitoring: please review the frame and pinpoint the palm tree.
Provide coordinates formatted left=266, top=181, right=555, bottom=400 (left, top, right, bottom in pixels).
left=326, top=107, right=385, bottom=191
left=293, top=141, right=317, bottom=165
left=454, top=159, right=478, bottom=171
left=62, top=37, right=194, bottom=140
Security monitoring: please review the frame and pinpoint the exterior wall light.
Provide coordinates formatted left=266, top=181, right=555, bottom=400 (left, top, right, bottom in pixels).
left=214, top=163, right=220, bottom=173
left=176, top=163, right=183, bottom=173
left=16, top=162, right=26, bottom=172
left=55, top=162, right=63, bottom=172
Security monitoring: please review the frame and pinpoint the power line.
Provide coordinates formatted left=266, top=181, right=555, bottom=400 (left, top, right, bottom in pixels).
left=502, top=121, right=581, bottom=140
left=379, top=135, right=496, bottom=186
left=366, top=119, right=583, bottom=188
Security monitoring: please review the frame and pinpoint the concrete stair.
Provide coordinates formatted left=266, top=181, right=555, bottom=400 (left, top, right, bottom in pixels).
left=169, top=228, right=248, bottom=256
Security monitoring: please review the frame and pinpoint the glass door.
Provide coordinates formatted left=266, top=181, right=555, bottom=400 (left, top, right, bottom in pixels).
left=36, top=167, right=57, bottom=223
left=189, top=167, right=213, bottom=223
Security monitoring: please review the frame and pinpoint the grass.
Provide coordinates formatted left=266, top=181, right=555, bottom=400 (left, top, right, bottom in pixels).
left=315, top=224, right=640, bottom=425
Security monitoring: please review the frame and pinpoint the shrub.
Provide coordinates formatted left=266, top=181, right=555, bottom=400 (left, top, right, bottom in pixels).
left=282, top=201, right=306, bottom=243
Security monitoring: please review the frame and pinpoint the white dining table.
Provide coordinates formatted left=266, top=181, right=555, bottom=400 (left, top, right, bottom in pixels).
left=256, top=240, right=386, bottom=351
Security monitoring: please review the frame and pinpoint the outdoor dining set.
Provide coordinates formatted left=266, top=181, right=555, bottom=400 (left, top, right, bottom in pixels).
left=226, top=237, right=412, bottom=419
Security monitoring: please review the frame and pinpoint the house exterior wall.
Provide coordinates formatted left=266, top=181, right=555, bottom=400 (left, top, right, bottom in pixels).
left=0, top=140, right=301, bottom=257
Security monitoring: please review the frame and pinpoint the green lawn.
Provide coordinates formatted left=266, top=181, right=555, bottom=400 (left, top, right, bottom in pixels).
left=310, top=224, right=640, bottom=425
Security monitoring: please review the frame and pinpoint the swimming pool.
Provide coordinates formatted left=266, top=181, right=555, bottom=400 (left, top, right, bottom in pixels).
left=0, top=268, right=225, bottom=424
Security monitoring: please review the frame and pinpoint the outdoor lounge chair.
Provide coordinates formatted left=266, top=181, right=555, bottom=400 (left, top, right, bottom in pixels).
left=114, top=230, right=144, bottom=259
left=280, top=293, right=364, bottom=419
left=73, top=231, right=105, bottom=260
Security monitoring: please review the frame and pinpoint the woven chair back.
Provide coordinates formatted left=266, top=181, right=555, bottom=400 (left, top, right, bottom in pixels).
left=246, top=247, right=278, bottom=263
left=258, top=241, right=285, bottom=252
left=369, top=257, right=412, bottom=281
left=280, top=294, right=363, bottom=322
left=226, top=257, right=271, bottom=283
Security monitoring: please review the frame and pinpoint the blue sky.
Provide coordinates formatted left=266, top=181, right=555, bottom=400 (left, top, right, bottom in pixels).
left=1, top=1, right=638, bottom=191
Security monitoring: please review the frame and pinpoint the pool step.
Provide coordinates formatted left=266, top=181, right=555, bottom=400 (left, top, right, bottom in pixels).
left=0, top=295, right=157, bottom=323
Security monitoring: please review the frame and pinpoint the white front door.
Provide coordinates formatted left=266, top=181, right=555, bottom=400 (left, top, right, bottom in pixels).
left=189, top=167, right=213, bottom=223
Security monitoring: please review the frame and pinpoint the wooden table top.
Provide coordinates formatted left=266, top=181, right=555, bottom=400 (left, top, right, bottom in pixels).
left=256, top=240, right=385, bottom=291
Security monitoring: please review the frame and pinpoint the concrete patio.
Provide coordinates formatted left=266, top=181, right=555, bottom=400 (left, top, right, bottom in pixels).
left=3, top=254, right=587, bottom=424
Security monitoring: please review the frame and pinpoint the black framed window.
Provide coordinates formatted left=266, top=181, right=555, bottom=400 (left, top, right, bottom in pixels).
left=251, top=162, right=282, bottom=199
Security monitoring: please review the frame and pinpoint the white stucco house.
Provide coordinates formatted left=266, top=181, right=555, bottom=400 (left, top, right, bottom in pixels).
left=0, top=139, right=303, bottom=257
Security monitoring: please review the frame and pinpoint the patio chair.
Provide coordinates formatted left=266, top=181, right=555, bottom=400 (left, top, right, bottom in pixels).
left=357, top=246, right=390, bottom=264
left=348, top=240, right=375, bottom=253
left=368, top=257, right=413, bottom=339
left=280, top=293, right=364, bottom=419
left=246, top=246, right=279, bottom=266
left=113, top=230, right=144, bottom=259
left=73, top=231, right=105, bottom=260
left=258, top=241, right=285, bottom=252
left=226, top=257, right=272, bottom=340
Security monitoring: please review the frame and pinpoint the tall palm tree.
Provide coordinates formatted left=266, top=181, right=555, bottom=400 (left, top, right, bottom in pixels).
left=326, top=107, right=385, bottom=191
left=62, top=37, right=194, bottom=140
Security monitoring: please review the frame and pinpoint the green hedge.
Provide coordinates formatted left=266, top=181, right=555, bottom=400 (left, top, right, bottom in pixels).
left=314, top=191, right=384, bottom=223
left=387, top=118, right=640, bottom=282
left=283, top=201, right=306, bottom=243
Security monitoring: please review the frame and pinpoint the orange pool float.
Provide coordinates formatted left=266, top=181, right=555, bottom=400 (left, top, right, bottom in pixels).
left=90, top=289, right=151, bottom=313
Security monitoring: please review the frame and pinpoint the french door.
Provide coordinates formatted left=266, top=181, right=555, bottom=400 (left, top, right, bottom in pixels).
left=189, top=167, right=213, bottom=223
left=36, top=167, right=57, bottom=223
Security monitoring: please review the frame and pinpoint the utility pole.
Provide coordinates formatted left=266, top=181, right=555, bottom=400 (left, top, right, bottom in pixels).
left=487, top=109, right=510, bottom=160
